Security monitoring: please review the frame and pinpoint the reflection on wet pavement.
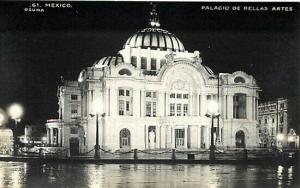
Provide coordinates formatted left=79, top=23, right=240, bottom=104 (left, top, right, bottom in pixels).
left=0, top=162, right=298, bottom=188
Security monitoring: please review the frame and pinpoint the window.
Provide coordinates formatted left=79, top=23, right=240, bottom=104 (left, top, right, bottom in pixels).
left=146, top=92, right=152, bottom=98
left=131, top=56, right=137, bottom=67
left=146, top=102, right=151, bottom=117
left=259, top=120, right=261, bottom=124
left=233, top=93, right=247, bottom=119
left=280, top=114, right=284, bottom=123
left=170, top=103, right=175, bottom=116
left=126, top=101, right=130, bottom=111
left=170, top=92, right=189, bottom=116
left=153, top=102, right=156, bottom=117
left=119, top=69, right=132, bottom=76
left=71, top=109, right=77, bottom=114
left=160, top=59, right=166, bottom=68
left=183, top=104, right=188, bottom=116
left=126, top=90, right=130, bottom=96
left=272, top=118, right=275, bottom=123
left=71, top=105, right=78, bottom=118
left=264, top=117, right=267, bottom=124
left=151, top=58, right=157, bottom=70
left=119, top=100, right=124, bottom=115
left=183, top=94, right=189, bottom=99
left=119, top=89, right=124, bottom=96
left=71, top=95, right=78, bottom=100
left=234, top=76, right=246, bottom=83
left=145, top=91, right=157, bottom=117
left=70, top=127, right=78, bottom=134
left=141, top=57, right=147, bottom=69
left=280, top=103, right=284, bottom=108
left=118, top=88, right=133, bottom=116
left=177, top=104, right=182, bottom=116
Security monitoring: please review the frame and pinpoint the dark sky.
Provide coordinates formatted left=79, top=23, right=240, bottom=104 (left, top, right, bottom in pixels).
left=0, top=2, right=299, bottom=129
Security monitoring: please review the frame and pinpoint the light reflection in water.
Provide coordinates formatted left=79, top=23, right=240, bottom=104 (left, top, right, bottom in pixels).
left=0, top=162, right=298, bottom=188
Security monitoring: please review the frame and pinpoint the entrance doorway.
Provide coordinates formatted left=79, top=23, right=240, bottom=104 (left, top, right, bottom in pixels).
left=69, top=138, right=79, bottom=156
left=120, top=128, right=131, bottom=149
left=235, top=130, right=246, bottom=148
left=175, top=129, right=185, bottom=148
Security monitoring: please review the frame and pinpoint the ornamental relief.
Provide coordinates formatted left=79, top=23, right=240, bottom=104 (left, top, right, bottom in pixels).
left=171, top=80, right=190, bottom=91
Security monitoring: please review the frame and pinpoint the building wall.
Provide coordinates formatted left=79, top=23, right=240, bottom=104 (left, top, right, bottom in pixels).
left=258, top=98, right=288, bottom=147
left=54, top=46, right=260, bottom=152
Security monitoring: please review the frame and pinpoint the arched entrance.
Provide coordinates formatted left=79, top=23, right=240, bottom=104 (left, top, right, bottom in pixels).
left=235, top=130, right=246, bottom=148
left=120, top=128, right=131, bottom=149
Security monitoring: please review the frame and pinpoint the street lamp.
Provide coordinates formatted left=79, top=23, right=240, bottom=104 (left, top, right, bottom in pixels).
left=89, top=99, right=105, bottom=159
left=206, top=100, right=220, bottom=160
left=0, top=110, right=6, bottom=126
left=276, top=133, right=284, bottom=151
left=7, top=103, right=24, bottom=156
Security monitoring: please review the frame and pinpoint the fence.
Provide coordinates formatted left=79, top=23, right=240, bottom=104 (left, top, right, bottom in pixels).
left=16, top=146, right=298, bottom=162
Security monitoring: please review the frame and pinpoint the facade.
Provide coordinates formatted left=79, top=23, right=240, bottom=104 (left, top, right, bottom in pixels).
left=258, top=98, right=288, bottom=147
left=0, top=128, right=13, bottom=155
left=258, top=98, right=299, bottom=148
left=47, top=8, right=260, bottom=154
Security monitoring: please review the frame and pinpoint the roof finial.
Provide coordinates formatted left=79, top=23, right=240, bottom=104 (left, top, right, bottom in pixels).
left=149, top=2, right=160, bottom=28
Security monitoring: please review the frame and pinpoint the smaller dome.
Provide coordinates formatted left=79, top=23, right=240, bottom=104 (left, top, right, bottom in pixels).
left=93, top=55, right=124, bottom=68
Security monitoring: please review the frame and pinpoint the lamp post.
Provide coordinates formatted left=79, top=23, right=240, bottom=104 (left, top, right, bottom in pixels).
left=7, top=103, right=23, bottom=156
left=0, top=111, right=6, bottom=126
left=90, top=99, right=105, bottom=159
left=206, top=100, right=220, bottom=160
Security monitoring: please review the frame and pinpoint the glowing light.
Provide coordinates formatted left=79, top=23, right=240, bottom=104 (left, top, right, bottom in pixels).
left=207, top=100, right=219, bottom=115
left=8, top=103, right=23, bottom=120
left=277, top=134, right=284, bottom=141
left=92, top=99, right=102, bottom=114
left=0, top=113, right=5, bottom=125
left=288, top=136, right=294, bottom=142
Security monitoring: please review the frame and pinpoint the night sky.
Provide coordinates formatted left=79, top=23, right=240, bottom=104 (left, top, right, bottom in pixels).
left=0, top=2, right=299, bottom=130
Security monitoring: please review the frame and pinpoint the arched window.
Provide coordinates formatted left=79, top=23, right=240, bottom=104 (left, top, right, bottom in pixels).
left=233, top=93, right=247, bottom=119
left=118, top=69, right=132, bottom=76
left=120, top=128, right=131, bottom=148
left=234, top=76, right=246, bottom=83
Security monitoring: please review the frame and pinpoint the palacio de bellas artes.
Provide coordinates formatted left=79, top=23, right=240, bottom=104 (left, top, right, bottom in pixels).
left=45, top=5, right=263, bottom=156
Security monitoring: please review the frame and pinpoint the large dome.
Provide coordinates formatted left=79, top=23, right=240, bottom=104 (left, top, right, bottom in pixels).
left=123, top=28, right=185, bottom=52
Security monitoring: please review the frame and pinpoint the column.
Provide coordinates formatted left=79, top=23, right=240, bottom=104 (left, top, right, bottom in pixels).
left=197, top=126, right=201, bottom=148
left=156, top=125, right=160, bottom=149
left=184, top=125, right=188, bottom=148
left=227, top=94, right=233, bottom=119
left=158, top=92, right=164, bottom=117
left=145, top=125, right=148, bottom=149
left=252, top=96, right=255, bottom=120
left=172, top=126, right=175, bottom=148
left=88, top=90, right=92, bottom=115
left=133, top=89, right=140, bottom=117
left=141, top=90, right=145, bottom=117
left=111, top=88, right=117, bottom=117
left=200, top=94, right=207, bottom=116
left=50, top=128, right=53, bottom=145
left=246, top=95, right=252, bottom=120
left=166, top=92, right=170, bottom=116
left=189, top=92, right=193, bottom=116
left=57, top=128, right=61, bottom=147
left=196, top=93, right=200, bottom=116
